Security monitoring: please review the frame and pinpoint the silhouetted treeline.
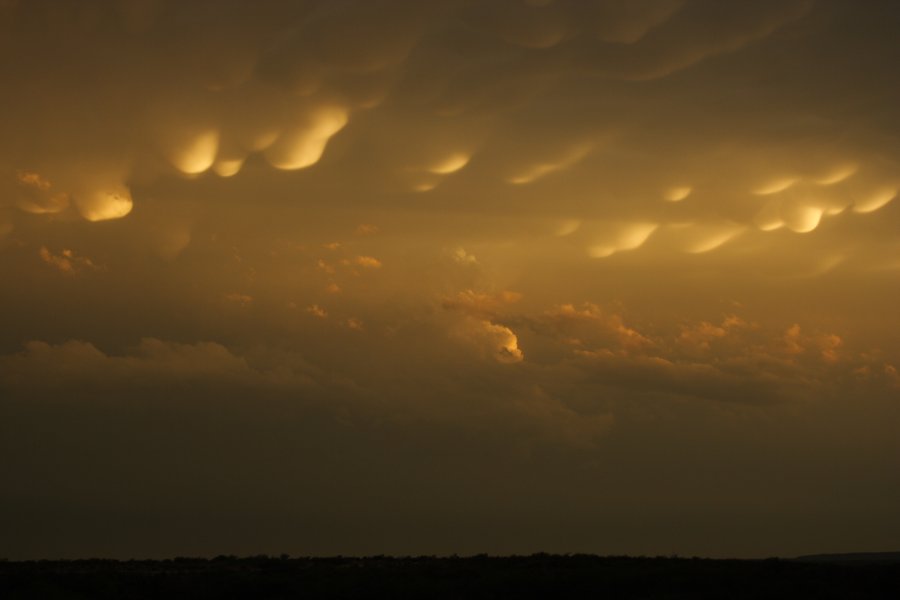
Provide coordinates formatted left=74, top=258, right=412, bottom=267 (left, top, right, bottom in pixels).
left=2, top=554, right=900, bottom=599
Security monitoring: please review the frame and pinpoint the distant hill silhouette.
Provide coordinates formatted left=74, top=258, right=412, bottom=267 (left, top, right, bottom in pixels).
left=3, top=554, right=900, bottom=599
left=794, top=552, right=900, bottom=564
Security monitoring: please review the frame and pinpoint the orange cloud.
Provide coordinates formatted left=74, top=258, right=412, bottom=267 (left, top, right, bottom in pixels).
left=38, top=247, right=101, bottom=275
left=17, top=170, right=52, bottom=191
left=448, top=314, right=524, bottom=364
left=545, top=303, right=653, bottom=351
left=306, top=304, right=328, bottom=319
left=355, top=224, right=379, bottom=236
left=678, top=315, right=749, bottom=350
left=354, top=255, right=382, bottom=269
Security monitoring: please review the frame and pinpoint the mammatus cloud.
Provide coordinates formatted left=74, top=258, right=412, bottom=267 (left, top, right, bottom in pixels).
left=264, top=104, right=349, bottom=171
left=0, top=0, right=894, bottom=277
left=2, top=0, right=900, bottom=560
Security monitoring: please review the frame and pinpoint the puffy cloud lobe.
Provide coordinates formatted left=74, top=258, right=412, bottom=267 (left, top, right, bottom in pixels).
left=264, top=105, right=349, bottom=171
left=540, top=303, right=653, bottom=351
left=74, top=184, right=134, bottom=222
left=451, top=316, right=525, bottom=364
left=587, top=222, right=658, bottom=258
left=678, top=315, right=749, bottom=351
left=167, top=130, right=220, bottom=175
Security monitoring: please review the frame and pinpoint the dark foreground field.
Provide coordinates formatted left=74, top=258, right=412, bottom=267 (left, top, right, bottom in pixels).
left=3, top=554, right=900, bottom=599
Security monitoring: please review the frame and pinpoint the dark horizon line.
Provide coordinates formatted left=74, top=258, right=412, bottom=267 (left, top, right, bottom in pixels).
left=5, top=551, right=900, bottom=564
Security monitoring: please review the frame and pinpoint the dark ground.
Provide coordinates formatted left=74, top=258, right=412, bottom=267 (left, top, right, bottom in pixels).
left=2, top=554, right=900, bottom=599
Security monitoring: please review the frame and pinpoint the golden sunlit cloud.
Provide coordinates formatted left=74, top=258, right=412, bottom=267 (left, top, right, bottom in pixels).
left=823, top=202, right=849, bottom=216
left=212, top=158, right=245, bottom=178
left=427, top=152, right=471, bottom=175
left=39, top=247, right=101, bottom=275
left=354, top=255, right=382, bottom=268
left=814, top=163, right=858, bottom=185
left=464, top=318, right=524, bottom=364
left=411, top=179, right=440, bottom=192
left=663, top=185, right=692, bottom=202
left=508, top=164, right=560, bottom=185
left=754, top=199, right=786, bottom=231
left=265, top=105, right=349, bottom=170
left=753, top=176, right=798, bottom=195
left=547, top=302, right=653, bottom=350
left=554, top=219, right=582, bottom=237
left=248, top=129, right=280, bottom=152
left=75, top=185, right=133, bottom=222
left=169, top=130, right=220, bottom=175
left=588, top=222, right=658, bottom=258
left=507, top=144, right=592, bottom=185
left=681, top=222, right=745, bottom=253
left=783, top=205, right=824, bottom=233
left=853, top=187, right=896, bottom=214
left=758, top=219, right=785, bottom=232
left=677, top=315, right=748, bottom=350
left=587, top=246, right=617, bottom=259
left=17, top=191, right=70, bottom=215
left=17, top=170, right=52, bottom=191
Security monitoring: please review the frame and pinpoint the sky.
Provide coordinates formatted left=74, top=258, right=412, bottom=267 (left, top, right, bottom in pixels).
left=1, top=0, right=899, bottom=560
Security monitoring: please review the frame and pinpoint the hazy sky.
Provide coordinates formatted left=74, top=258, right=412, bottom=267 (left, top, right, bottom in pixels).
left=1, top=0, right=899, bottom=560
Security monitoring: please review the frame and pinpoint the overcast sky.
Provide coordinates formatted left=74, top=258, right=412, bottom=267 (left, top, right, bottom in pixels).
left=1, top=0, right=899, bottom=560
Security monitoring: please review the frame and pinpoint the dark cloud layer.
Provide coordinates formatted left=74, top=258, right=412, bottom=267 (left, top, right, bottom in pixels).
left=1, top=0, right=899, bottom=559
